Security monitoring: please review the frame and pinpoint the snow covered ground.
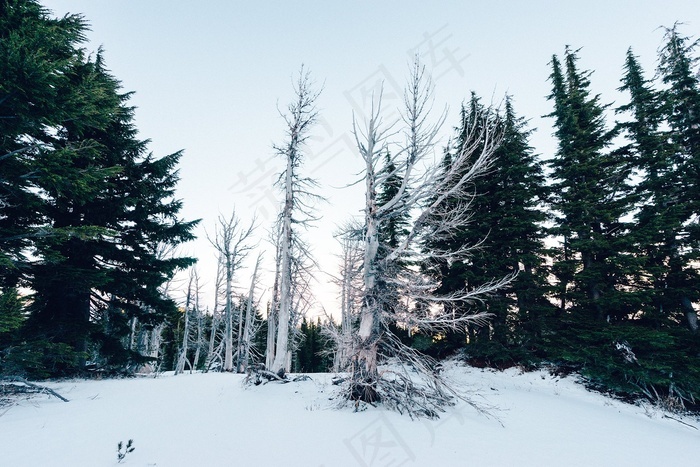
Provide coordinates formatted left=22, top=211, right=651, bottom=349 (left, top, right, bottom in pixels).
left=1, top=362, right=699, bottom=466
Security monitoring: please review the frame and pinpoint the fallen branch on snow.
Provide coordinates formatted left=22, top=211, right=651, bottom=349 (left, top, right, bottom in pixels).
left=244, top=364, right=312, bottom=386
left=1, top=377, right=69, bottom=402
left=663, top=414, right=698, bottom=430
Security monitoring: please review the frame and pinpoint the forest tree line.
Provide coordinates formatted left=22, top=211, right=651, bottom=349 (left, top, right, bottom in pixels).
left=1, top=1, right=698, bottom=411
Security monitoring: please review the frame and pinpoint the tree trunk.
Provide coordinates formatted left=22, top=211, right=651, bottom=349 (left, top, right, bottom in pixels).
left=192, top=294, right=203, bottom=372
left=240, top=255, right=261, bottom=373
left=351, top=150, right=381, bottom=402
left=265, top=240, right=281, bottom=370
left=224, top=261, right=234, bottom=372
left=265, top=304, right=277, bottom=370
left=272, top=151, right=295, bottom=373
left=174, top=306, right=190, bottom=375
left=682, top=297, right=698, bottom=333
left=205, top=260, right=223, bottom=371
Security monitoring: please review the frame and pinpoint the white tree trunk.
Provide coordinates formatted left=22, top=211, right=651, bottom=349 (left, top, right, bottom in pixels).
left=352, top=131, right=382, bottom=401
left=265, top=232, right=281, bottom=369
left=269, top=67, right=320, bottom=374
left=128, top=317, right=137, bottom=351
left=206, top=211, right=256, bottom=372
left=265, top=304, right=277, bottom=370
left=191, top=270, right=203, bottom=372
left=223, top=264, right=234, bottom=372
left=335, top=235, right=360, bottom=371
left=175, top=272, right=194, bottom=375
left=205, top=260, right=223, bottom=371
left=240, top=254, right=261, bottom=372
left=271, top=152, right=295, bottom=374
left=149, top=324, right=163, bottom=359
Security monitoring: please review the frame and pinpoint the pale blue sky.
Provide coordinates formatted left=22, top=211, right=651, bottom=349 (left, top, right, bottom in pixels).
left=41, top=1, right=700, bottom=313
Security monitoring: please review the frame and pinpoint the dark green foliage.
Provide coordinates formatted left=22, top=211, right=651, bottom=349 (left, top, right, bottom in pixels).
left=117, top=439, right=135, bottom=463
left=546, top=47, right=636, bottom=322
left=541, top=320, right=700, bottom=409
left=157, top=306, right=184, bottom=373
left=295, top=317, right=333, bottom=373
left=0, top=287, right=23, bottom=338
left=654, top=25, right=700, bottom=329
left=617, top=40, right=700, bottom=331
left=377, top=151, right=410, bottom=253
left=0, top=0, right=197, bottom=377
left=253, top=310, right=269, bottom=360
left=412, top=33, right=699, bottom=410
left=616, top=48, right=674, bottom=326
left=0, top=340, right=82, bottom=379
left=0, top=0, right=87, bottom=278
left=537, top=37, right=700, bottom=408
left=421, top=93, right=552, bottom=362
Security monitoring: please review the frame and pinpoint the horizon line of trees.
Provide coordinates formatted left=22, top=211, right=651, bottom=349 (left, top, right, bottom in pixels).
left=1, top=1, right=698, bottom=413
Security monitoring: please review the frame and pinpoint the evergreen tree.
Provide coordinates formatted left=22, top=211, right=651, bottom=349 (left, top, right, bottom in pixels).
left=546, top=48, right=635, bottom=323
left=422, top=94, right=551, bottom=364
left=375, top=151, right=409, bottom=319
left=655, top=25, right=700, bottom=332
left=26, top=51, right=124, bottom=364
left=0, top=1, right=197, bottom=376
left=617, top=48, right=684, bottom=327
left=295, top=317, right=332, bottom=373
left=420, top=95, right=494, bottom=354
left=541, top=42, right=700, bottom=407
left=0, top=0, right=88, bottom=281
left=481, top=97, right=551, bottom=353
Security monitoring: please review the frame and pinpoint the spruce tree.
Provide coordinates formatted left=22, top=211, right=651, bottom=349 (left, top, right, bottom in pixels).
left=617, top=48, right=683, bottom=327
left=541, top=45, right=700, bottom=406
left=375, top=151, right=409, bottom=318
left=422, top=94, right=551, bottom=363
left=487, top=97, right=551, bottom=351
left=546, top=48, right=635, bottom=323
left=0, top=0, right=88, bottom=281
left=0, top=1, right=197, bottom=376
left=26, top=51, right=124, bottom=363
left=655, top=25, right=700, bottom=332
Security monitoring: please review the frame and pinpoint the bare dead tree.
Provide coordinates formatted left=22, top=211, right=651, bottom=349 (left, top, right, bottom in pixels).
left=265, top=224, right=282, bottom=370
left=191, top=269, right=206, bottom=372
left=204, top=257, right=226, bottom=371
left=269, top=66, right=323, bottom=375
left=237, top=252, right=263, bottom=373
left=122, top=242, right=181, bottom=375
left=287, top=244, right=317, bottom=369
left=174, top=267, right=207, bottom=375
left=326, top=223, right=364, bottom=372
left=206, top=210, right=257, bottom=372
left=342, top=58, right=511, bottom=418
left=175, top=268, right=199, bottom=375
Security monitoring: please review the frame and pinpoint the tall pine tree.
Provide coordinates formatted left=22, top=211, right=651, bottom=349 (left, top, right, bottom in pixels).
left=0, top=0, right=197, bottom=376
left=546, top=48, right=635, bottom=323
left=422, top=94, right=551, bottom=363
left=617, top=48, right=684, bottom=327
left=376, top=151, right=409, bottom=318
left=0, top=0, right=88, bottom=282
left=656, top=25, right=700, bottom=332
